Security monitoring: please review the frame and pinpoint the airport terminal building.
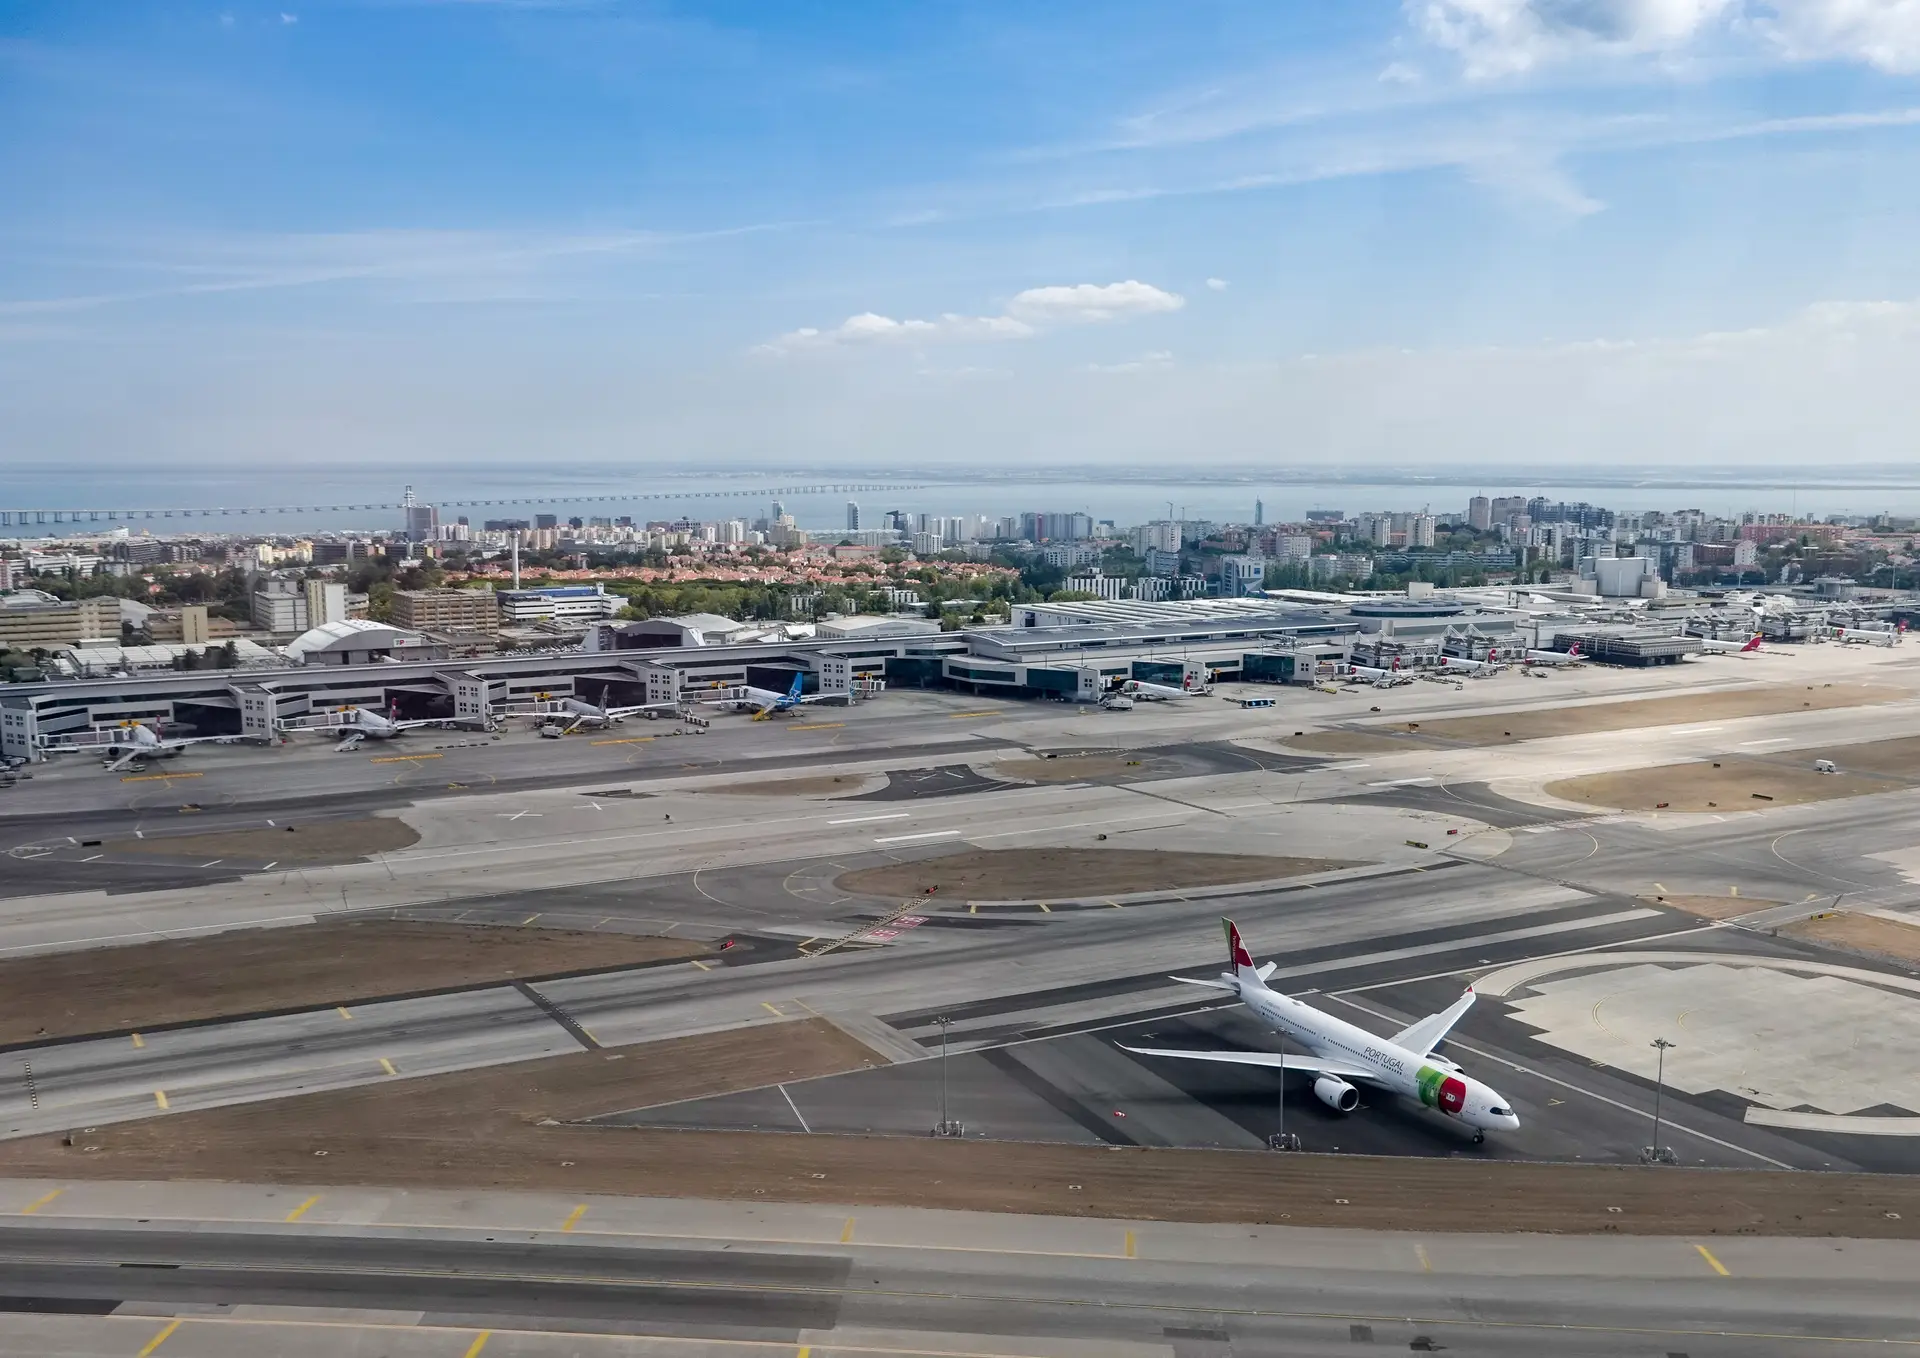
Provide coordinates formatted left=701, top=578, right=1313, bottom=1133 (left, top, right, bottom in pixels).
left=0, top=596, right=1528, bottom=761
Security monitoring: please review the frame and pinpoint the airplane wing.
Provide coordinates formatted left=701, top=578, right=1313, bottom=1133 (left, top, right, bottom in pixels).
left=1388, top=988, right=1476, bottom=1058
left=1119, top=1045, right=1382, bottom=1084
left=104, top=749, right=143, bottom=772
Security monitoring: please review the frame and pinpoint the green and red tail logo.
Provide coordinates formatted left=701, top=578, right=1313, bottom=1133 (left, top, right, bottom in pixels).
left=1417, top=1065, right=1467, bottom=1116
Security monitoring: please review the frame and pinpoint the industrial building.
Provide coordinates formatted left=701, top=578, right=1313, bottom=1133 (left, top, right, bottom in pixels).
left=0, top=591, right=120, bottom=649
left=496, top=583, right=622, bottom=626
left=390, top=588, right=503, bottom=634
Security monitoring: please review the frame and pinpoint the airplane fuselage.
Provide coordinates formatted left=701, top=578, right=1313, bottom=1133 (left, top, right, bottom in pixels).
left=1239, top=982, right=1519, bottom=1133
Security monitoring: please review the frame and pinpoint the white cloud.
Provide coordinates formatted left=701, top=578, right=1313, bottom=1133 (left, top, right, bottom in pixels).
left=1005, top=280, right=1184, bottom=325
left=1082, top=350, right=1174, bottom=373
left=1378, top=60, right=1425, bottom=83
left=758, top=280, right=1183, bottom=354
left=1205, top=277, right=1229, bottom=291
left=1755, top=0, right=1920, bottom=74
left=1411, top=0, right=1737, bottom=77
left=280, top=12, right=298, bottom=23
left=1412, top=0, right=1920, bottom=75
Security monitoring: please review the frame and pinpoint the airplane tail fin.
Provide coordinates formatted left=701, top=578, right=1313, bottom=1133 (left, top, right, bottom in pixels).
left=1742, top=634, right=1762, bottom=652
left=1222, top=918, right=1266, bottom=988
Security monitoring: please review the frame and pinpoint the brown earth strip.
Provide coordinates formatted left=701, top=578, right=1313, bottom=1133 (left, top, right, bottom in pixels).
left=836, top=847, right=1355, bottom=900
left=3, top=1021, right=1914, bottom=1238
left=0, top=921, right=708, bottom=1045
left=1646, top=894, right=1786, bottom=920
left=1413, top=682, right=1908, bottom=746
left=107, top=816, right=419, bottom=863
left=692, top=774, right=878, bottom=798
left=1783, top=911, right=1920, bottom=967
left=1547, top=760, right=1894, bottom=813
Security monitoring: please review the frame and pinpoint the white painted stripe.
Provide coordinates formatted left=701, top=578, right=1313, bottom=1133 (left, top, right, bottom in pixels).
left=778, top=1083, right=813, bottom=1134
left=1324, top=761, right=1371, bottom=771
left=1368, top=777, right=1435, bottom=788
left=1738, top=738, right=1792, bottom=747
left=80, top=854, right=103, bottom=863
left=1671, top=725, right=1724, bottom=735
left=829, top=812, right=910, bottom=826
left=874, top=829, right=964, bottom=845
left=1744, top=1107, right=1920, bottom=1136
left=1265, top=908, right=1661, bottom=984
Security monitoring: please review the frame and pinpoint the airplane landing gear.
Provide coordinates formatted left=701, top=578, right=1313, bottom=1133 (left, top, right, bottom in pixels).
left=1472, top=1130, right=1486, bottom=1145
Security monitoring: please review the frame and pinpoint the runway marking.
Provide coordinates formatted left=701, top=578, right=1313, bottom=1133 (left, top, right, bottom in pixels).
left=973, top=810, right=1193, bottom=841
left=261, top=861, right=276, bottom=870
left=380, top=1058, right=397, bottom=1076
left=521, top=913, right=542, bottom=925
left=337, top=1006, right=353, bottom=1020
left=498, top=810, right=543, bottom=821
left=1654, top=883, right=1668, bottom=894
left=874, top=829, right=962, bottom=845
left=1695, top=1243, right=1730, bottom=1276
left=136, top=1319, right=181, bottom=1357
left=369, top=753, right=441, bottom=763
left=779, top=1083, right=813, bottom=1133
left=130, top=1033, right=144, bottom=1049
left=1037, top=902, right=1051, bottom=913
left=80, top=853, right=102, bottom=862
left=1327, top=993, right=1792, bottom=1169
left=830, top=812, right=910, bottom=825
left=120, top=771, right=203, bottom=783
left=20, top=1187, right=64, bottom=1214
left=590, top=736, right=657, bottom=746
left=790, top=723, right=844, bottom=731
left=1124, top=1229, right=1136, bottom=1259
left=691, top=959, right=714, bottom=971
left=1368, top=776, right=1435, bottom=787
left=949, top=711, right=1001, bottom=719
left=841, top=1217, right=855, bottom=1243
left=763, top=1001, right=785, bottom=1017
left=1324, top=761, right=1371, bottom=771
left=284, top=1195, right=320, bottom=1222
left=153, top=1090, right=169, bottom=1109
left=1672, top=725, right=1724, bottom=735
left=1106, top=899, right=1123, bottom=909
left=199, top=859, right=223, bottom=868
left=561, top=1204, right=587, bottom=1233
left=462, top=1332, right=492, bottom=1358
left=1414, top=1242, right=1432, bottom=1272
left=1740, top=737, right=1793, bottom=747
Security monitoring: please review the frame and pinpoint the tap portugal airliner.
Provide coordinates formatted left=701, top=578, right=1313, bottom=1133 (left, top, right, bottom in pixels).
left=1123, top=919, right=1521, bottom=1144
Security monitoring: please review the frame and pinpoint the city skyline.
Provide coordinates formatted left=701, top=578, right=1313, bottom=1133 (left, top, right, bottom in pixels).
left=5, top=3, right=1920, bottom=469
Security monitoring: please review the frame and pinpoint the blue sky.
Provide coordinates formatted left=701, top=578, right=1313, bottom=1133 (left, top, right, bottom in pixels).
left=6, top=1, right=1920, bottom=469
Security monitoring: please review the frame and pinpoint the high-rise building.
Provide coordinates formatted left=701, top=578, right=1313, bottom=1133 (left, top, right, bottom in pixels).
left=304, top=580, right=348, bottom=628
left=1467, top=496, right=1491, bottom=532
left=534, top=514, right=558, bottom=531
left=846, top=501, right=860, bottom=531
left=390, top=588, right=502, bottom=634
left=401, top=485, right=439, bottom=543
left=1411, top=514, right=1436, bottom=549
left=1254, top=499, right=1264, bottom=527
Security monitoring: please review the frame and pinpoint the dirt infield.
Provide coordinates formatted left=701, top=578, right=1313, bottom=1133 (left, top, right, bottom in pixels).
left=107, top=816, right=419, bottom=863
left=0, top=921, right=708, bottom=1045
left=1546, top=759, right=1894, bottom=812
left=693, top=774, right=877, bottom=798
left=1785, top=910, right=1920, bottom=967
left=5, top=1020, right=1917, bottom=1238
left=1414, top=682, right=1907, bottom=746
left=1648, top=893, right=1785, bottom=920
left=1794, top=732, right=1920, bottom=778
left=835, top=847, right=1354, bottom=900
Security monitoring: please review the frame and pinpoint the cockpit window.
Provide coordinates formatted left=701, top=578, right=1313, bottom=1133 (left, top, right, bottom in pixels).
left=1489, top=1106, right=1512, bottom=1117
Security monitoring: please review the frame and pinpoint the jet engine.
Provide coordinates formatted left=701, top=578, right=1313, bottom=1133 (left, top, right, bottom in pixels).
left=1313, top=1074, right=1359, bottom=1113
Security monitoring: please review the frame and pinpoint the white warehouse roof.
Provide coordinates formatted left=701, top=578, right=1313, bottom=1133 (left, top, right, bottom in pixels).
left=284, top=618, right=425, bottom=663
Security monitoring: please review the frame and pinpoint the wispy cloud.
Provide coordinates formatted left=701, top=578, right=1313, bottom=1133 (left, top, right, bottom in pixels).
left=0, top=221, right=797, bottom=317
left=757, top=281, right=1184, bottom=355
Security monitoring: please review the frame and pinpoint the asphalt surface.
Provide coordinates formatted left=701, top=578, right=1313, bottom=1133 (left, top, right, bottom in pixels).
left=0, top=1216, right=1914, bottom=1356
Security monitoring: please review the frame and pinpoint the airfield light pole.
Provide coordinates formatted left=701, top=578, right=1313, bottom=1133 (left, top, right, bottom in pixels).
left=934, top=1016, right=961, bottom=1137
left=1642, top=1038, right=1678, bottom=1165
left=1267, top=1026, right=1301, bottom=1152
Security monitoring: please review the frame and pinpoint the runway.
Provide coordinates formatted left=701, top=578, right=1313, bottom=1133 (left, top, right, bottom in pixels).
left=0, top=1180, right=1916, bottom=1356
